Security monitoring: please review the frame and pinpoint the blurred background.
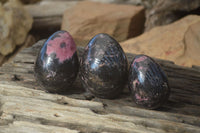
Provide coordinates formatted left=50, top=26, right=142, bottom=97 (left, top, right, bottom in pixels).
left=0, top=0, right=200, bottom=67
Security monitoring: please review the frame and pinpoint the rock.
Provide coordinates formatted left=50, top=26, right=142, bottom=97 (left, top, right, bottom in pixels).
left=0, top=0, right=33, bottom=66
left=140, top=0, right=158, bottom=8
left=120, top=15, right=200, bottom=67
left=145, top=0, right=200, bottom=31
left=183, top=20, right=200, bottom=67
left=89, top=0, right=158, bottom=8
left=61, top=1, right=145, bottom=46
left=1, top=0, right=41, bottom=4
left=88, top=0, right=143, bottom=5
left=20, top=0, right=41, bottom=4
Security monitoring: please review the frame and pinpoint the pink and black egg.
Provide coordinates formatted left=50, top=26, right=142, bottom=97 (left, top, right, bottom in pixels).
left=80, top=33, right=128, bottom=99
left=34, top=31, right=79, bottom=93
left=128, top=55, right=170, bottom=109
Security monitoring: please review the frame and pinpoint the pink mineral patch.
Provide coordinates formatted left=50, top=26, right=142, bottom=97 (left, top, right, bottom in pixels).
left=132, top=56, right=147, bottom=67
left=138, top=66, right=144, bottom=70
left=133, top=79, right=140, bottom=89
left=135, top=93, right=148, bottom=101
left=46, top=32, right=76, bottom=63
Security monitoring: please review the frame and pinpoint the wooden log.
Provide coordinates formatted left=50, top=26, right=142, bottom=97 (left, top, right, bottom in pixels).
left=0, top=85, right=200, bottom=133
left=0, top=40, right=200, bottom=132
left=0, top=121, right=79, bottom=133
left=25, top=1, right=77, bottom=30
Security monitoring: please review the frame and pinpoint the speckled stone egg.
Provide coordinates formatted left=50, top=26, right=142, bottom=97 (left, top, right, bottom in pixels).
left=80, top=33, right=128, bottom=99
left=128, top=55, right=170, bottom=109
left=34, top=30, right=79, bottom=93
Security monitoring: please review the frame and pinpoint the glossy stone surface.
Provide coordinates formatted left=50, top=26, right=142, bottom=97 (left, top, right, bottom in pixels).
left=34, top=30, right=79, bottom=93
left=80, top=33, right=128, bottom=99
left=128, top=55, right=170, bottom=109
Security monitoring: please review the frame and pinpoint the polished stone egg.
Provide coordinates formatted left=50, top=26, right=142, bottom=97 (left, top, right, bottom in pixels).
left=34, top=30, right=79, bottom=93
left=80, top=33, right=128, bottom=99
left=128, top=55, right=170, bottom=109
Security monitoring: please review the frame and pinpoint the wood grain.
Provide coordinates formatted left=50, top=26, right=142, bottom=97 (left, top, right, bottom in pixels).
left=25, top=1, right=77, bottom=30
left=0, top=40, right=200, bottom=133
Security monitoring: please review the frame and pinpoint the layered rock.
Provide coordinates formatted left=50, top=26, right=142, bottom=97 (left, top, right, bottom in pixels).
left=145, top=0, right=200, bottom=31
left=0, top=0, right=33, bottom=66
left=88, top=0, right=200, bottom=31
left=61, top=1, right=145, bottom=46
left=88, top=0, right=158, bottom=8
left=20, top=0, right=41, bottom=4
left=1, top=0, right=41, bottom=4
left=121, top=15, right=200, bottom=67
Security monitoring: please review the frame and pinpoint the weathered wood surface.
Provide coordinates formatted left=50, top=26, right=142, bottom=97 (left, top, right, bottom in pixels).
left=25, top=1, right=77, bottom=30
left=0, top=40, right=200, bottom=133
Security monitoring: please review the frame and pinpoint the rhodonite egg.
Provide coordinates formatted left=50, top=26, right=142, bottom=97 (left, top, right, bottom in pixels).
left=34, top=30, right=79, bottom=93
left=80, top=33, right=128, bottom=99
left=128, top=55, right=170, bottom=109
